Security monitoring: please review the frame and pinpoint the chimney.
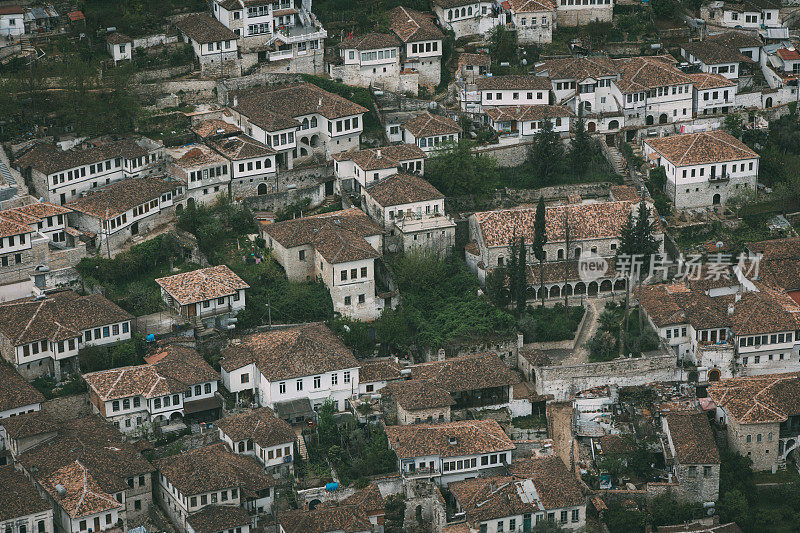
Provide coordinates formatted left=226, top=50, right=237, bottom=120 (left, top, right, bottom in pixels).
left=318, top=97, right=323, bottom=108
left=735, top=291, right=741, bottom=302
left=55, top=484, right=66, bottom=498
left=727, top=303, right=735, bottom=315
left=437, top=348, right=446, bottom=361
left=232, top=95, right=238, bottom=107
left=376, top=149, right=382, bottom=158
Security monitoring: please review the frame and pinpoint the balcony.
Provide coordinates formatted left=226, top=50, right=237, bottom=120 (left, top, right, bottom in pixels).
left=403, top=466, right=439, bottom=479
left=708, top=173, right=730, bottom=183
left=269, top=48, right=293, bottom=61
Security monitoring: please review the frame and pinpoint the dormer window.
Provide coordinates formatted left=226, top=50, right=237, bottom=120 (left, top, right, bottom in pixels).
left=448, top=436, right=457, bottom=445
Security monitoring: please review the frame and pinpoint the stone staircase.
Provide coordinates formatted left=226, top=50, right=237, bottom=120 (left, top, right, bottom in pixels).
left=295, top=428, right=309, bottom=460
left=605, top=145, right=626, bottom=176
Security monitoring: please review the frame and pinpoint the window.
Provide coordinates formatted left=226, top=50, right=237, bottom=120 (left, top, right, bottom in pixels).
left=344, top=370, right=351, bottom=383
left=572, top=509, right=580, bottom=522
left=704, top=466, right=712, bottom=477
left=205, top=383, right=211, bottom=394
left=331, top=373, right=338, bottom=385
left=299, top=250, right=305, bottom=261
left=296, top=379, right=303, bottom=391
left=341, top=270, right=347, bottom=281
left=154, top=398, right=161, bottom=409
left=360, top=266, right=367, bottom=277
left=344, top=296, right=351, bottom=305
left=688, top=466, right=697, bottom=478
left=241, top=373, right=249, bottom=384
left=113, top=400, right=120, bottom=411
left=314, top=375, right=321, bottom=388
left=560, top=510, right=568, bottom=524
left=358, top=294, right=365, bottom=304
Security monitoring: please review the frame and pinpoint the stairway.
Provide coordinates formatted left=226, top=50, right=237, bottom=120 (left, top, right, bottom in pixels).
left=605, top=145, right=626, bottom=176
left=295, top=429, right=309, bottom=460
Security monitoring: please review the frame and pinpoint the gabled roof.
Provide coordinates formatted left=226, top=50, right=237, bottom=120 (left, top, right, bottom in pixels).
left=688, top=72, right=737, bottom=90
left=364, top=173, right=444, bottom=207
left=14, top=138, right=156, bottom=176
left=644, top=130, right=759, bottom=166
left=153, top=442, right=275, bottom=497
left=335, top=32, right=400, bottom=51
left=176, top=13, right=237, bottom=43
left=386, top=419, right=515, bottom=459
left=404, top=112, right=462, bottom=138
left=484, top=104, right=575, bottom=122
left=508, top=455, right=586, bottom=508
left=665, top=412, right=720, bottom=465
left=65, top=175, right=180, bottom=220
left=777, top=48, right=800, bottom=61
left=358, top=359, right=402, bottom=383
left=41, top=461, right=122, bottom=519
left=106, top=32, right=132, bottom=45
left=172, top=144, right=228, bottom=170
left=746, top=237, right=800, bottom=291
left=507, top=0, right=556, bottom=13
left=384, top=379, right=455, bottom=411
left=613, top=55, right=693, bottom=93
left=332, top=144, right=425, bottom=171
left=215, top=406, right=296, bottom=448
left=388, top=6, right=444, bottom=43
left=0, top=465, right=51, bottom=522
left=219, top=323, right=359, bottom=380
left=682, top=40, right=753, bottom=65
left=192, top=119, right=242, bottom=139
left=409, top=353, right=513, bottom=394
left=155, top=265, right=249, bottom=306
left=187, top=505, right=251, bottom=533
left=0, top=364, right=44, bottom=412
left=208, top=134, right=277, bottom=160
left=706, top=31, right=763, bottom=50
left=458, top=52, right=491, bottom=68
left=708, top=372, right=800, bottom=424
left=0, top=291, right=133, bottom=346
left=0, top=409, right=59, bottom=441
left=476, top=75, right=551, bottom=91
left=534, top=56, right=618, bottom=81
left=262, top=208, right=382, bottom=264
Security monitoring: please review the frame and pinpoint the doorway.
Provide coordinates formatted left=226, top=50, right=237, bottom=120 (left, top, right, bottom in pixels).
left=131, top=222, right=139, bottom=235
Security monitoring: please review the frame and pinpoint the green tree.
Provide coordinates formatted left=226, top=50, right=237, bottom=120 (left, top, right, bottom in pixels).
left=616, top=200, right=660, bottom=278
left=724, top=113, right=744, bottom=139
left=528, top=118, right=564, bottom=182
left=532, top=196, right=547, bottom=308
left=651, top=0, right=678, bottom=19
left=488, top=25, right=518, bottom=66
left=718, top=490, right=750, bottom=525
left=384, top=494, right=407, bottom=533
left=515, top=236, right=527, bottom=316
left=603, top=501, right=647, bottom=533
left=485, top=266, right=510, bottom=309
left=426, top=140, right=499, bottom=197
left=570, top=113, right=593, bottom=175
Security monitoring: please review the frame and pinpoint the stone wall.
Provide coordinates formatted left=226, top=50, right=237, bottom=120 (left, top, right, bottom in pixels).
left=474, top=141, right=533, bottom=168
left=243, top=182, right=325, bottom=213
left=132, top=64, right=194, bottom=83
left=534, top=354, right=678, bottom=400
left=217, top=72, right=307, bottom=104
left=503, top=182, right=612, bottom=204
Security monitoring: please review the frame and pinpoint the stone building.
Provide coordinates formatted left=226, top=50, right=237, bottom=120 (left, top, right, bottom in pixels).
left=402, top=112, right=462, bottom=153
left=332, top=143, right=425, bottom=194
left=168, top=144, right=231, bottom=206
left=554, top=0, right=613, bottom=26
left=383, top=379, right=455, bottom=425
left=328, top=33, right=405, bottom=92
left=176, top=14, right=240, bottom=75
left=206, top=134, right=278, bottom=198
left=687, top=72, right=737, bottom=117
left=504, top=0, right=557, bottom=45
left=388, top=6, right=445, bottom=86
left=662, top=412, right=720, bottom=503
left=216, top=407, right=296, bottom=477
left=432, top=0, right=502, bottom=39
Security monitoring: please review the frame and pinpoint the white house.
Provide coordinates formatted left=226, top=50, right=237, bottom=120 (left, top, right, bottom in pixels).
left=687, top=72, right=737, bottom=116
left=775, top=47, right=800, bottom=76
left=176, top=14, right=239, bottom=74
left=328, top=33, right=403, bottom=92
left=83, top=343, right=220, bottom=432
left=0, top=466, right=54, bottom=533
left=0, top=364, right=44, bottom=459
left=155, top=265, right=249, bottom=328
left=0, top=5, right=25, bottom=37
left=613, top=55, right=694, bottom=127
left=219, top=323, right=360, bottom=420
left=504, top=0, right=557, bottom=45
left=402, top=112, right=462, bottom=153
left=65, top=175, right=182, bottom=254
left=643, top=130, right=759, bottom=208
left=106, top=32, right=133, bottom=63
left=450, top=456, right=587, bottom=532
left=361, top=173, right=456, bottom=254
left=227, top=82, right=367, bottom=169
left=385, top=419, right=516, bottom=486
left=206, top=134, right=278, bottom=198
left=702, top=0, right=781, bottom=31
left=262, top=209, right=390, bottom=320
left=432, top=0, right=502, bottom=39
left=475, top=75, right=552, bottom=113
left=168, top=143, right=231, bottom=206
left=388, top=6, right=445, bottom=86
left=680, top=40, right=753, bottom=80
left=0, top=291, right=133, bottom=380
left=153, top=443, right=276, bottom=530
left=332, top=143, right=426, bottom=194
left=706, top=31, right=763, bottom=62
left=484, top=104, right=574, bottom=137
left=216, top=407, right=296, bottom=476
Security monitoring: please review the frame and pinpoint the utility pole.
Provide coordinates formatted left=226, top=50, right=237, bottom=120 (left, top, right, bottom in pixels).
left=266, top=294, right=272, bottom=328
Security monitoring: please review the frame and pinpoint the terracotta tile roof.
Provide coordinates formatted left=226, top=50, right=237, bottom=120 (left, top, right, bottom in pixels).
left=385, top=419, right=515, bottom=459
left=208, top=134, right=276, bottom=160
left=65, top=175, right=180, bottom=220
left=433, top=0, right=483, bottom=7
left=3, top=201, right=72, bottom=224
left=18, top=416, right=153, bottom=498
left=442, top=524, right=471, bottom=533
left=215, top=406, right=295, bottom=448
left=665, top=412, right=720, bottom=464
left=172, top=144, right=228, bottom=170
left=403, top=112, right=462, bottom=138
left=176, top=13, right=237, bottom=43
left=534, top=56, right=618, bottom=81
left=154, top=442, right=275, bottom=497
left=474, top=200, right=645, bottom=248
left=279, top=506, right=372, bottom=533
left=384, top=379, right=455, bottom=410
left=186, top=505, right=250, bottom=533
left=526, top=258, right=618, bottom=285
left=458, top=53, right=491, bottom=68
left=777, top=48, right=800, bottom=61
left=0, top=409, right=59, bottom=440
left=0, top=465, right=52, bottom=521
left=507, top=455, right=585, bottom=509
left=155, top=265, right=249, bottom=306
left=706, top=31, right=763, bottom=50
left=613, top=56, right=693, bottom=93
left=192, top=119, right=242, bottom=139
left=335, top=32, right=400, bottom=51
left=508, top=0, right=556, bottom=12
left=484, top=104, right=575, bottom=122
left=389, top=6, right=444, bottom=43
left=519, top=347, right=551, bottom=367
left=332, top=144, right=426, bottom=171
left=409, top=353, right=513, bottom=394
left=263, top=208, right=382, bottom=264
left=358, top=359, right=402, bottom=383
left=0, top=291, right=133, bottom=346
left=0, top=364, right=44, bottom=412
left=682, top=41, right=753, bottom=64
left=450, top=475, right=540, bottom=524
left=84, top=345, right=217, bottom=401
left=746, top=237, right=800, bottom=291
left=231, top=83, right=368, bottom=129
left=707, top=372, right=800, bottom=424
left=106, top=32, right=132, bottom=45
left=0, top=217, right=33, bottom=239
left=14, top=139, right=152, bottom=176
left=476, top=75, right=552, bottom=91
left=688, top=72, right=737, bottom=90
left=338, top=483, right=385, bottom=516
left=609, top=185, right=646, bottom=202
left=0, top=5, right=24, bottom=15
left=220, top=323, right=359, bottom=380
left=41, top=460, right=122, bottom=518
left=365, top=173, right=444, bottom=207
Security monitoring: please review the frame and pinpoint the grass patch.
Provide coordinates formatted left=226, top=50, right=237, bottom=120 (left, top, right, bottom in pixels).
left=512, top=414, right=548, bottom=429
left=31, top=374, right=88, bottom=399
left=753, top=469, right=800, bottom=485
left=518, top=304, right=584, bottom=343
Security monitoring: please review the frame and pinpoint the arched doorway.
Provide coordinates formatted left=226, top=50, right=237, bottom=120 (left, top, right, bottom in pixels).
left=563, top=284, right=573, bottom=296
left=646, top=115, right=654, bottom=125
left=588, top=281, right=598, bottom=296
left=176, top=204, right=184, bottom=214
left=526, top=286, right=537, bottom=300
left=257, top=183, right=267, bottom=195
left=309, top=499, right=322, bottom=510
left=659, top=113, right=668, bottom=124
left=614, top=279, right=626, bottom=291
left=574, top=282, right=586, bottom=294
left=708, top=368, right=721, bottom=382
left=600, top=280, right=613, bottom=293
left=537, top=287, right=545, bottom=300
left=587, top=122, right=596, bottom=133
left=583, top=102, right=592, bottom=113
left=549, top=285, right=560, bottom=298
left=608, top=120, right=619, bottom=130
left=310, top=134, right=320, bottom=147
left=765, top=97, right=773, bottom=108
left=187, top=197, right=195, bottom=207
left=712, top=193, right=721, bottom=205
